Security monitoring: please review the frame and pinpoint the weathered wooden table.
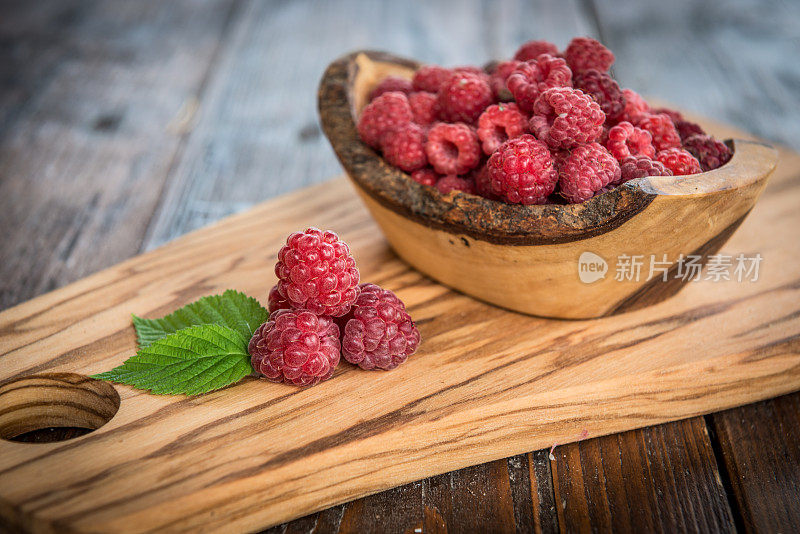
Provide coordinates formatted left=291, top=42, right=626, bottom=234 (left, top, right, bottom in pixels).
left=1, top=0, right=799, bottom=532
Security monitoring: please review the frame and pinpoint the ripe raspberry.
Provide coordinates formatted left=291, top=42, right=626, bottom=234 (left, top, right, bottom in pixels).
left=558, top=143, right=620, bottom=203
left=487, top=134, right=558, bottom=204
left=437, top=72, right=494, bottom=124
left=413, top=65, right=452, bottom=93
left=436, top=175, right=475, bottom=195
left=369, top=76, right=413, bottom=101
left=651, top=107, right=683, bottom=124
left=606, top=121, right=655, bottom=160
left=425, top=122, right=481, bottom=175
left=477, top=103, right=527, bottom=155
left=381, top=123, right=428, bottom=172
left=357, top=92, right=412, bottom=149
left=506, top=55, right=573, bottom=113
left=619, top=89, right=650, bottom=124
left=275, top=228, right=360, bottom=317
left=340, top=283, right=420, bottom=371
left=529, top=87, right=605, bottom=149
left=564, top=37, right=614, bottom=74
left=619, top=156, right=673, bottom=184
left=408, top=91, right=438, bottom=126
left=249, top=310, right=340, bottom=387
left=676, top=120, right=706, bottom=142
left=682, top=134, right=732, bottom=171
left=656, top=148, right=702, bottom=176
left=573, top=69, right=624, bottom=122
left=638, top=113, right=681, bottom=151
left=472, top=164, right=499, bottom=200
left=514, top=40, right=559, bottom=62
left=489, top=60, right=521, bottom=101
left=410, top=168, right=439, bottom=186
left=268, top=284, right=291, bottom=313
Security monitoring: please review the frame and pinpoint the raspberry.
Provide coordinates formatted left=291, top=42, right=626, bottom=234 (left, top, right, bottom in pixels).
left=606, top=121, right=655, bottom=160
left=506, top=54, right=573, bottom=113
left=425, top=122, right=481, bottom=175
left=436, top=175, right=475, bottom=195
left=652, top=107, right=683, bottom=124
left=619, top=89, right=650, bottom=124
left=514, top=40, right=559, bottom=62
left=381, top=123, right=428, bottom=172
left=558, top=143, right=620, bottom=203
left=573, top=69, right=624, bottom=122
left=268, top=284, right=291, bottom=313
left=413, top=65, right=452, bottom=93
left=274, top=228, right=360, bottom=317
left=682, top=134, right=732, bottom=171
left=472, top=164, right=499, bottom=200
left=436, top=72, right=494, bottom=124
left=410, top=168, right=439, bottom=186
left=369, top=76, right=413, bottom=101
left=619, top=156, right=673, bottom=184
left=656, top=148, right=702, bottom=176
left=676, top=120, right=706, bottom=142
left=564, top=37, right=614, bottom=74
left=408, top=91, right=438, bottom=126
left=477, top=103, right=527, bottom=155
left=529, top=87, right=605, bottom=149
left=249, top=310, right=340, bottom=387
left=357, top=92, right=412, bottom=149
left=340, top=283, right=420, bottom=371
left=638, top=113, right=681, bottom=151
left=487, top=134, right=558, bottom=204
left=489, top=60, right=521, bottom=101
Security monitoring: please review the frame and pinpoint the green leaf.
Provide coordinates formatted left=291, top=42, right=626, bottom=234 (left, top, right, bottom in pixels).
left=133, top=289, right=267, bottom=348
left=92, top=324, right=254, bottom=395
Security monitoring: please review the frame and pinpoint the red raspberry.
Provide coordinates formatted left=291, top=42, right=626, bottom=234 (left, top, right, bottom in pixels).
left=425, top=122, right=481, bottom=175
left=472, top=164, right=499, bottom=200
left=268, top=284, right=291, bottom=313
left=506, top=54, right=573, bottom=113
left=477, top=103, right=527, bottom=155
left=249, top=310, right=340, bottom=387
left=564, top=37, right=614, bottom=74
left=514, top=40, right=559, bottom=62
left=381, top=123, right=428, bottom=172
left=656, top=148, right=702, bottom=176
left=573, top=69, right=624, bottom=122
left=529, top=87, right=605, bottom=149
left=606, top=121, right=655, bottom=160
left=638, top=113, right=681, bottom=151
left=651, top=107, right=683, bottom=124
left=436, top=175, right=475, bottom=195
left=619, top=156, right=673, bottom=184
left=558, top=143, right=620, bottom=203
left=682, top=134, right=732, bottom=171
left=412, top=65, right=452, bottom=93
left=487, top=134, right=558, bottom=204
left=275, top=228, right=360, bottom=317
left=369, top=76, right=413, bottom=101
left=357, top=92, right=412, bottom=149
left=436, top=72, right=494, bottom=124
left=408, top=91, right=438, bottom=126
left=619, top=89, right=650, bottom=124
left=340, top=283, right=420, bottom=371
left=676, top=120, right=706, bottom=142
left=410, top=168, right=439, bottom=186
left=489, top=60, right=521, bottom=101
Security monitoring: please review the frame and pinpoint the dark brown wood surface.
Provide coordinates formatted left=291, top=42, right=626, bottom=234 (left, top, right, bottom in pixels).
left=1, top=0, right=798, bottom=532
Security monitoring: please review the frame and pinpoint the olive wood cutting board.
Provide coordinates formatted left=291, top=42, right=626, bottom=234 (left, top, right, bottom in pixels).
left=1, top=116, right=799, bottom=533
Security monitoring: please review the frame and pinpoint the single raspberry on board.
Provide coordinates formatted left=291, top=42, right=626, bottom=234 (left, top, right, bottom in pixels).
left=410, top=168, right=439, bottom=186
left=477, top=102, right=528, bottom=155
left=638, top=113, right=681, bottom=151
left=529, top=87, right=605, bottom=149
left=506, top=54, right=573, bottom=113
left=558, top=142, right=620, bottom=203
left=381, top=123, right=428, bottom=172
left=619, top=156, right=673, bottom=184
left=340, top=283, right=420, bottom=371
left=425, top=122, right=481, bottom=175
left=675, top=120, right=706, bottom=142
left=619, top=89, right=650, bottom=124
left=369, top=76, right=413, bottom=101
left=486, top=134, right=558, bottom=204
left=268, top=284, right=291, bottom=313
left=606, top=121, right=656, bottom=160
left=656, top=148, right=702, bottom=175
left=436, top=71, right=494, bottom=124
left=573, top=69, right=625, bottom=122
left=514, top=40, right=559, bottom=62
left=413, top=65, right=452, bottom=93
left=564, top=37, right=614, bottom=74
left=357, top=92, right=412, bottom=149
left=489, top=60, right=522, bottom=101
left=249, top=310, right=340, bottom=387
left=274, top=228, right=360, bottom=317
left=682, top=134, right=732, bottom=171
left=435, top=175, right=475, bottom=195
left=408, top=91, right=438, bottom=126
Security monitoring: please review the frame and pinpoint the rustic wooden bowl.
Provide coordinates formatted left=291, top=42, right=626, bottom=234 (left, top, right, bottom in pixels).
left=318, top=51, right=778, bottom=318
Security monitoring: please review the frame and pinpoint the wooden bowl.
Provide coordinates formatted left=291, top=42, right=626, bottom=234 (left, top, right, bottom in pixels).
left=318, top=51, right=778, bottom=318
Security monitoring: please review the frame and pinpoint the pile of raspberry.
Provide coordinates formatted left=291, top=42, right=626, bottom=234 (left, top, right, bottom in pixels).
left=357, top=37, right=731, bottom=205
left=248, top=228, right=421, bottom=387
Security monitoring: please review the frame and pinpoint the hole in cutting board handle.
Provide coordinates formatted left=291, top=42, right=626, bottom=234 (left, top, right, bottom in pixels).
left=0, top=372, right=120, bottom=443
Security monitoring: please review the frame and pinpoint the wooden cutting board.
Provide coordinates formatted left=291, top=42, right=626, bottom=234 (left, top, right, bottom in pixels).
left=1, top=117, right=799, bottom=533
